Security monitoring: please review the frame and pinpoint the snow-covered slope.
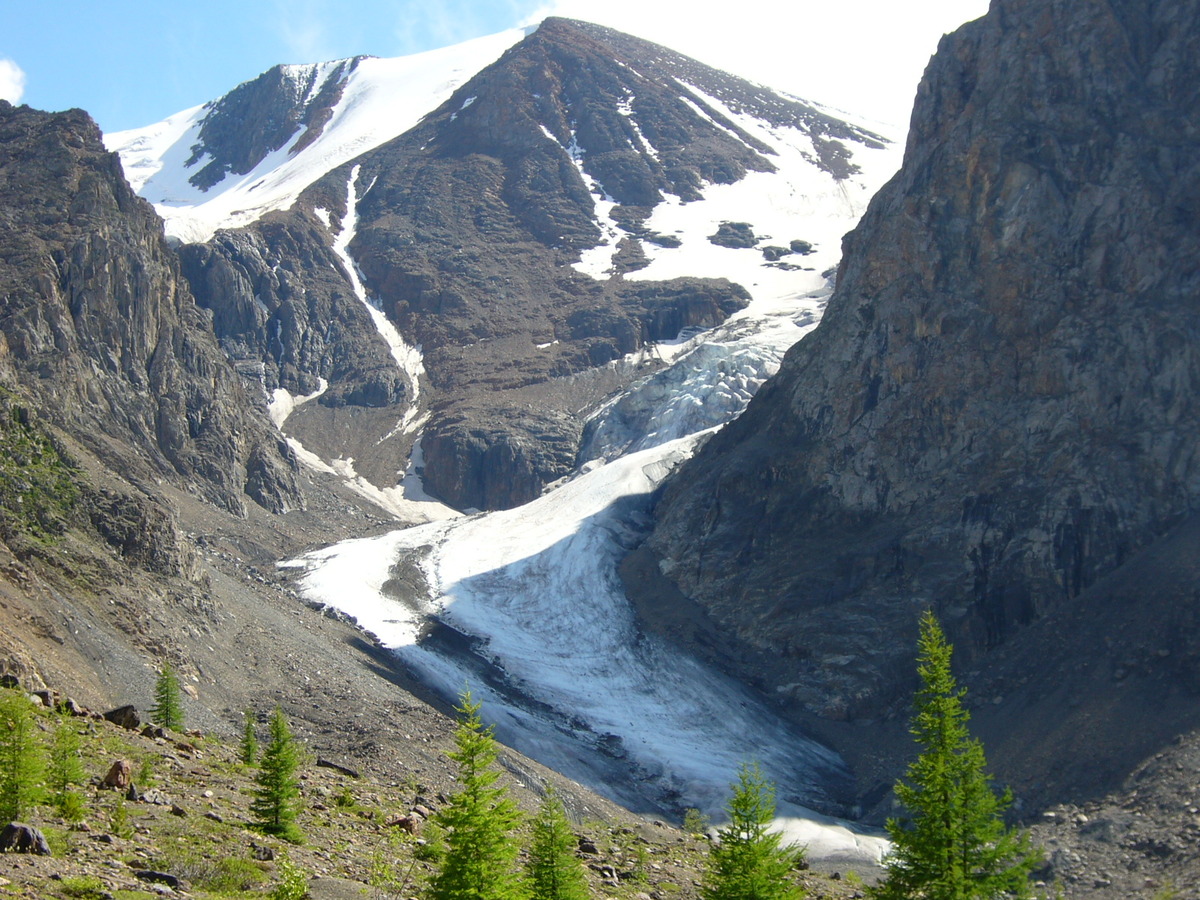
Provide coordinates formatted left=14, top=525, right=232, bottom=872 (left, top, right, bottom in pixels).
left=105, top=28, right=530, bottom=244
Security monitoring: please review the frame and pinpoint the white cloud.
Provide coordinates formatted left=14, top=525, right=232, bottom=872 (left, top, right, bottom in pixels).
left=517, top=0, right=990, bottom=127
left=0, top=59, right=26, bottom=104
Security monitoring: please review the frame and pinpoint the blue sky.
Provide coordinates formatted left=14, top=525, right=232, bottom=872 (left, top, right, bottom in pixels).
left=2, top=0, right=990, bottom=134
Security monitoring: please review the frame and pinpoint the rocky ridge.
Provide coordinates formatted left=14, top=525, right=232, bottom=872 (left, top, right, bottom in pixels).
left=638, top=0, right=1200, bottom=722
left=0, top=101, right=301, bottom=518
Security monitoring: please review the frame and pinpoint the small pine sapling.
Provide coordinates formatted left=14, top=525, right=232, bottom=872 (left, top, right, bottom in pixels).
left=428, top=688, right=525, bottom=900
left=527, top=787, right=588, bottom=900
left=150, top=661, right=185, bottom=731
left=873, top=611, right=1042, bottom=900
left=700, top=761, right=804, bottom=900
left=251, top=705, right=303, bottom=844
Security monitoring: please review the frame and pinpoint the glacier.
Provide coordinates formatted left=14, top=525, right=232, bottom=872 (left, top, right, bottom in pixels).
left=282, top=277, right=891, bottom=865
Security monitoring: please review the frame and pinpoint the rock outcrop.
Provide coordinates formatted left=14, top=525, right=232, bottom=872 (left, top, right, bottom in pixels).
left=0, top=101, right=300, bottom=516
left=183, top=59, right=361, bottom=191
left=636, top=0, right=1200, bottom=719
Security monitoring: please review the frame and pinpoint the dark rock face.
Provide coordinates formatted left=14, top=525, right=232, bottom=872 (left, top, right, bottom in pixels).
left=178, top=217, right=408, bottom=409
left=0, top=102, right=300, bottom=516
left=637, top=0, right=1200, bottom=719
left=184, top=59, right=360, bottom=190
left=421, top=407, right=583, bottom=511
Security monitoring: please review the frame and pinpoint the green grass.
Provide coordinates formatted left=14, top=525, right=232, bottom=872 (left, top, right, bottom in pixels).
left=58, top=876, right=107, bottom=899
left=0, top=395, right=80, bottom=541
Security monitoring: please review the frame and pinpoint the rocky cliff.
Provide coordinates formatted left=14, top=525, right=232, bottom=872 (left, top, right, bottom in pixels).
left=179, top=18, right=884, bottom=510
left=0, top=101, right=300, bottom=516
left=636, top=0, right=1200, bottom=720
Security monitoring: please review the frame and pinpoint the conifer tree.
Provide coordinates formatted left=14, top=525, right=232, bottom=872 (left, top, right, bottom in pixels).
left=428, top=689, right=525, bottom=900
left=150, top=661, right=185, bottom=731
left=0, top=686, right=45, bottom=822
left=241, top=708, right=259, bottom=766
left=48, top=711, right=86, bottom=821
left=700, top=761, right=803, bottom=900
left=873, top=611, right=1041, bottom=900
left=526, top=787, right=588, bottom=900
left=251, top=705, right=303, bottom=844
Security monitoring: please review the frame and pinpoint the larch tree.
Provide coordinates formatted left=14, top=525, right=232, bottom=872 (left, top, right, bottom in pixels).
left=241, top=708, right=259, bottom=766
left=150, top=661, right=185, bottom=731
left=700, top=761, right=804, bottom=900
left=48, top=711, right=86, bottom=822
left=428, top=688, right=526, bottom=900
left=0, top=686, right=45, bottom=822
left=872, top=610, right=1041, bottom=900
left=251, top=705, right=303, bottom=844
left=526, top=786, right=588, bottom=900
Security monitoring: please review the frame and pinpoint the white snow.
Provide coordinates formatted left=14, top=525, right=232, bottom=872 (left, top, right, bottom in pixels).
left=332, top=454, right=461, bottom=523
left=330, top=164, right=425, bottom=411
left=268, top=378, right=327, bottom=429
left=579, top=286, right=826, bottom=462
left=567, top=82, right=900, bottom=289
left=105, top=28, right=529, bottom=243
left=538, top=124, right=628, bottom=280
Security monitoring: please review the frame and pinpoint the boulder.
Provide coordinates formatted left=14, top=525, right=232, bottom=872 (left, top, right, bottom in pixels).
left=707, top=221, right=757, bottom=248
left=102, top=706, right=140, bottom=731
left=386, top=813, right=421, bottom=834
left=0, top=823, right=51, bottom=855
left=135, top=870, right=184, bottom=890
left=102, top=759, right=133, bottom=790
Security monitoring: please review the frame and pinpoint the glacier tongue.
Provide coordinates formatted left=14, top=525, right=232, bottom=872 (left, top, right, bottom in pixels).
left=285, top=434, right=849, bottom=812
left=283, top=277, right=888, bottom=864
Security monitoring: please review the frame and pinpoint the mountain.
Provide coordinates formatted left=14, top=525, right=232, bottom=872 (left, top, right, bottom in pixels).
left=5, top=4, right=1200, bottom=893
left=109, top=18, right=896, bottom=512
left=0, top=17, right=902, bottom=872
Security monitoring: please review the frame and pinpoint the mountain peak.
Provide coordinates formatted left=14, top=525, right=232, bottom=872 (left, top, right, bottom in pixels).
left=182, top=57, right=366, bottom=191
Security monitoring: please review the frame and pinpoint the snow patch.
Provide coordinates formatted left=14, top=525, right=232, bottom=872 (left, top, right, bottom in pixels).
left=268, top=378, right=328, bottom=430
left=332, top=165, right=425, bottom=404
